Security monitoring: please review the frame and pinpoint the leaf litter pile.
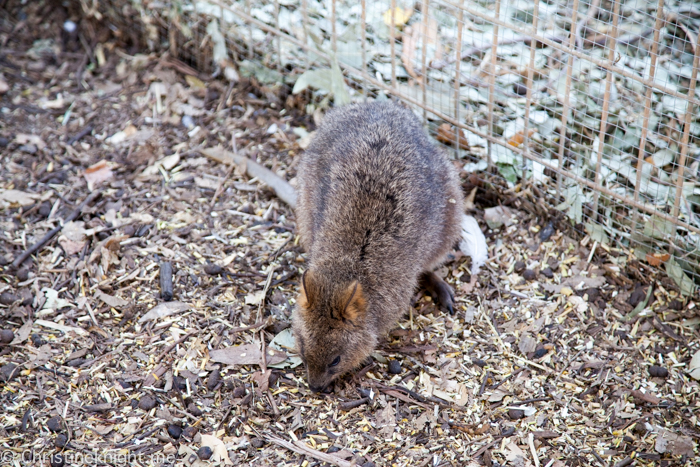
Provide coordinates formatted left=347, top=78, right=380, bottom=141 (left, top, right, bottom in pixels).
left=2, top=8, right=700, bottom=467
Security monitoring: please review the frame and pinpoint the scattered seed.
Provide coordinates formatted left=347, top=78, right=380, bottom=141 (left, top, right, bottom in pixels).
left=539, top=222, right=555, bottom=241
left=138, top=396, right=157, bottom=411
left=541, top=267, right=553, bottom=278
left=251, top=438, right=264, bottom=449
left=514, top=261, right=526, bottom=273
left=167, top=425, right=183, bottom=439
left=204, top=264, right=224, bottom=276
left=508, top=409, right=525, bottom=420
left=30, top=334, right=46, bottom=346
left=522, top=269, right=537, bottom=281
left=50, top=454, right=65, bottom=467
left=207, top=371, right=221, bottom=390
left=388, top=360, right=402, bottom=374
left=0, top=292, right=17, bottom=305
left=55, top=433, right=68, bottom=448
left=197, top=446, right=213, bottom=460
left=187, top=402, right=203, bottom=416
left=649, top=365, right=668, bottom=378
left=0, top=329, right=14, bottom=343
left=0, top=363, right=19, bottom=382
left=16, top=268, right=29, bottom=281
left=47, top=416, right=63, bottom=433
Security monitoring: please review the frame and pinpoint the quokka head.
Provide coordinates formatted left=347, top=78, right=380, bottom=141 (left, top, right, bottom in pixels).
left=292, top=269, right=376, bottom=392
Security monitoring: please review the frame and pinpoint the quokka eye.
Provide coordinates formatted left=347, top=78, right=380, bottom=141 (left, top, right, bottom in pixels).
left=329, top=356, right=341, bottom=367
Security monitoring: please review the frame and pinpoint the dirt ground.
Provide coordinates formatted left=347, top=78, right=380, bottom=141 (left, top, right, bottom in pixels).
left=1, top=5, right=699, bottom=467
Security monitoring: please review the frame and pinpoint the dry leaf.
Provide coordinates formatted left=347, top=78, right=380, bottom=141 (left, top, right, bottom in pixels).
left=138, top=301, right=191, bottom=323
left=95, top=290, right=129, bottom=309
left=0, top=189, right=40, bottom=208
left=15, top=133, right=46, bottom=149
left=35, top=319, right=87, bottom=336
left=84, top=160, right=114, bottom=190
left=654, top=428, right=695, bottom=457
left=436, top=123, right=470, bottom=150
left=645, top=252, right=670, bottom=267
left=10, top=320, right=33, bottom=345
left=484, top=206, right=516, bottom=229
left=540, top=274, right=606, bottom=294
left=209, top=343, right=287, bottom=367
left=252, top=369, right=272, bottom=393
left=199, top=434, right=234, bottom=465
left=688, top=349, right=700, bottom=380
left=42, top=288, right=74, bottom=310
left=507, top=128, right=536, bottom=147
left=383, top=7, right=412, bottom=28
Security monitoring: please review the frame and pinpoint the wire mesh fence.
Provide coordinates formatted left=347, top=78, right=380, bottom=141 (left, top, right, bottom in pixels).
left=145, top=0, right=700, bottom=294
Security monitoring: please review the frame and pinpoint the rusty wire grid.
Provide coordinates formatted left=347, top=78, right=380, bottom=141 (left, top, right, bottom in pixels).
left=159, top=0, right=700, bottom=294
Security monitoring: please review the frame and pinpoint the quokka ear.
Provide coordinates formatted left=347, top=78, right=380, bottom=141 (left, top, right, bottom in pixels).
left=338, top=281, right=366, bottom=324
left=297, top=270, right=316, bottom=309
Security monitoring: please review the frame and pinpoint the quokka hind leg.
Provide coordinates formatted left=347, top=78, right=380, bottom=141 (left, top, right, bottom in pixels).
left=418, top=271, right=455, bottom=315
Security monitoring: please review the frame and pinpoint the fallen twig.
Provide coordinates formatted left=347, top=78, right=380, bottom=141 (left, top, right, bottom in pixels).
left=12, top=190, right=101, bottom=269
left=265, top=434, right=355, bottom=467
left=200, top=146, right=297, bottom=209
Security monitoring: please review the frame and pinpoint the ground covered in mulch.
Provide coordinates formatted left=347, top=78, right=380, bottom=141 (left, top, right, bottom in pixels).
left=1, top=6, right=700, bottom=467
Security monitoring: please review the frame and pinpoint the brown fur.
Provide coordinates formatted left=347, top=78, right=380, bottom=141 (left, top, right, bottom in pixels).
left=292, top=101, right=463, bottom=392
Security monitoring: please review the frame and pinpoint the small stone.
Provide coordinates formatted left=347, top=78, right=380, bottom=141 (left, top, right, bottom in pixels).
left=31, top=334, right=46, bottom=346
left=514, top=261, right=526, bottom=273
left=204, top=264, right=224, bottom=276
left=167, top=424, right=183, bottom=439
left=16, top=268, right=29, bottom=281
left=47, top=416, right=63, bottom=432
left=50, top=454, right=65, bottom=467
left=187, top=402, right=203, bottom=416
left=122, top=225, right=136, bottom=237
left=55, top=433, right=68, bottom=448
left=0, top=363, right=19, bottom=382
left=0, top=329, right=14, bottom=343
left=0, top=136, right=9, bottom=147
left=533, top=348, right=548, bottom=359
left=522, top=269, right=537, bottom=281
left=541, top=267, right=554, bottom=279
left=328, top=446, right=341, bottom=453
left=138, top=396, right=157, bottom=411
left=508, top=409, right=525, bottom=420
left=0, top=292, right=17, bottom=305
left=233, top=386, right=246, bottom=398
left=539, top=222, right=555, bottom=241
left=388, top=360, right=402, bottom=374
left=649, top=365, right=668, bottom=378
left=251, top=438, right=264, bottom=449
left=473, top=359, right=487, bottom=368
left=197, top=446, right=213, bottom=460
left=39, top=201, right=52, bottom=218
left=501, top=426, right=516, bottom=437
